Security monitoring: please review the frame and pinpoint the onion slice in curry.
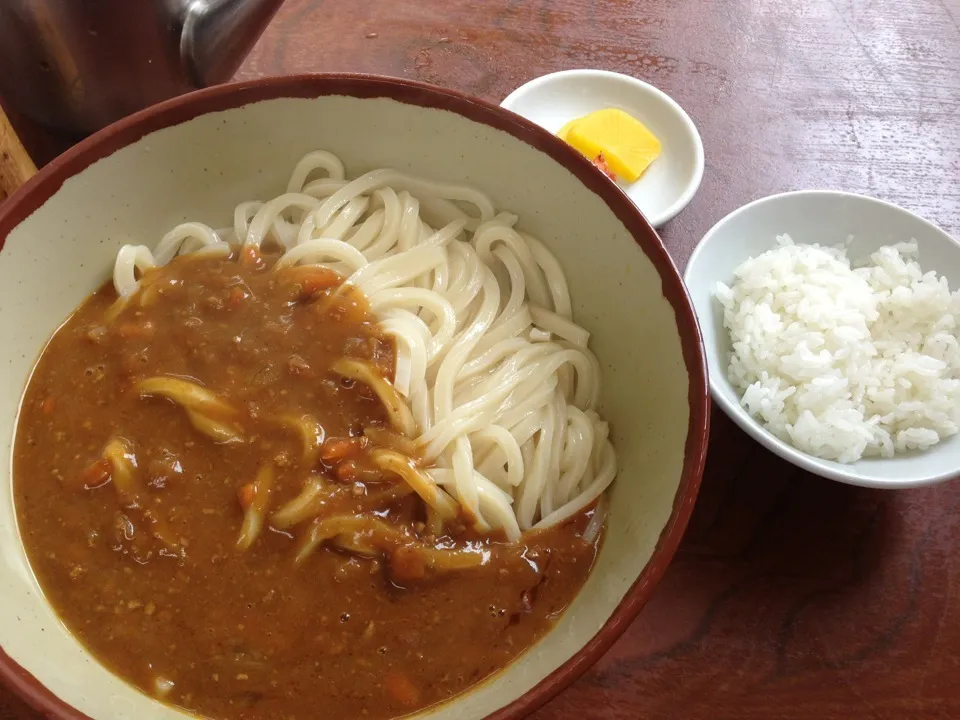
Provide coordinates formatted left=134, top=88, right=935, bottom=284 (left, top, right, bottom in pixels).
left=102, top=437, right=142, bottom=507
left=236, top=463, right=275, bottom=550
left=135, top=376, right=243, bottom=444
left=293, top=514, right=486, bottom=573
left=369, top=448, right=458, bottom=522
left=331, top=358, right=417, bottom=437
left=102, top=438, right=181, bottom=552
left=272, top=476, right=417, bottom=531
left=273, top=414, right=325, bottom=465
left=271, top=477, right=330, bottom=530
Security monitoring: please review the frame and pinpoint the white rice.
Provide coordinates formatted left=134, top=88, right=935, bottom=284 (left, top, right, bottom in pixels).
left=716, top=235, right=960, bottom=463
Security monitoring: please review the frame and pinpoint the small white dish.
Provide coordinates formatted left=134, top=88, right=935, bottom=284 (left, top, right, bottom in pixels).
left=501, top=69, right=704, bottom=228
left=685, top=189, right=960, bottom=489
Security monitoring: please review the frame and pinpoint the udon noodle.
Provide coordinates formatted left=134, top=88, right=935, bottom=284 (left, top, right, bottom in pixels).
left=111, top=151, right=617, bottom=542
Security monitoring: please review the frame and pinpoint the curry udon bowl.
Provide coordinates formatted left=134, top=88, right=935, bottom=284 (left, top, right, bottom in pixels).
left=0, top=75, right=708, bottom=719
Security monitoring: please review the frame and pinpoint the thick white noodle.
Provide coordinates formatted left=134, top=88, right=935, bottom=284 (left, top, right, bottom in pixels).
left=111, top=151, right=618, bottom=542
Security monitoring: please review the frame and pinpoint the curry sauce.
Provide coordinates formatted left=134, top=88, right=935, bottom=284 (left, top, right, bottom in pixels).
left=14, top=252, right=599, bottom=720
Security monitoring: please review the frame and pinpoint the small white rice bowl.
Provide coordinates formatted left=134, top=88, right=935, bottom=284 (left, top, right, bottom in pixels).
left=716, top=235, right=960, bottom=463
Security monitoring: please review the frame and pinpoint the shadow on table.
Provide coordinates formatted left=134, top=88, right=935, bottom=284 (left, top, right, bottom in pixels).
left=582, top=407, right=949, bottom=697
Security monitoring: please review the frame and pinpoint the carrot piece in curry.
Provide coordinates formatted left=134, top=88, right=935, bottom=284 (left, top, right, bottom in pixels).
left=320, top=436, right=367, bottom=463
left=389, top=546, right=427, bottom=583
left=226, top=286, right=247, bottom=309
left=282, top=266, right=343, bottom=302
left=237, top=482, right=257, bottom=510
left=75, top=457, right=112, bottom=491
left=385, top=670, right=421, bottom=707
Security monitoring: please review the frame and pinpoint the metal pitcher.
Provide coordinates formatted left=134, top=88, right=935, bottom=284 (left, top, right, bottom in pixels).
left=0, top=0, right=285, bottom=135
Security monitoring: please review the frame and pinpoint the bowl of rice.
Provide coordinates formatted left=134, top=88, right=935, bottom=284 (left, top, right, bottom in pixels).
left=685, top=189, right=960, bottom=488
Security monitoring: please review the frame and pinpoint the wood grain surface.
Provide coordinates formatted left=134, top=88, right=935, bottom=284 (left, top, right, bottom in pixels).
left=0, top=105, right=36, bottom=202
left=2, top=1, right=960, bottom=718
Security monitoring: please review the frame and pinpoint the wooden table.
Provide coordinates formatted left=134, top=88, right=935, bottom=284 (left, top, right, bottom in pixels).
left=3, top=1, right=960, bottom=718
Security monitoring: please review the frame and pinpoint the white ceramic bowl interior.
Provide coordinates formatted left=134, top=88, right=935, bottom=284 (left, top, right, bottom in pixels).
left=685, top=190, right=960, bottom=488
left=500, top=69, right=704, bottom=228
left=0, top=78, right=706, bottom=719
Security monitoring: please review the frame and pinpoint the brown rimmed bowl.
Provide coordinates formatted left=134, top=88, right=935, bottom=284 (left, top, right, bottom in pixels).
left=0, top=74, right=709, bottom=719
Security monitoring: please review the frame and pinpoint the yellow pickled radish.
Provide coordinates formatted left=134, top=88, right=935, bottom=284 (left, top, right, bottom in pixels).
left=556, top=118, right=579, bottom=141
left=562, top=108, right=661, bottom=182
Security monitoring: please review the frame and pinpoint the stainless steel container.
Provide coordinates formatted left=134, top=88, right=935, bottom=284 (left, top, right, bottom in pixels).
left=0, top=0, right=284, bottom=135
